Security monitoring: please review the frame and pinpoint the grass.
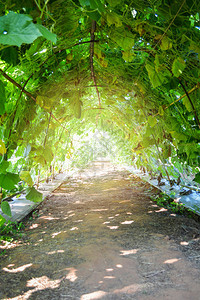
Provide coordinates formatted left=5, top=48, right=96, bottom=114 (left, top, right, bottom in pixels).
left=151, top=193, right=193, bottom=216
left=0, top=221, right=24, bottom=244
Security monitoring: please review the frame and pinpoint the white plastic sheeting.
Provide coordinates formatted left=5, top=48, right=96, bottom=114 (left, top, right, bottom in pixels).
left=125, top=165, right=200, bottom=216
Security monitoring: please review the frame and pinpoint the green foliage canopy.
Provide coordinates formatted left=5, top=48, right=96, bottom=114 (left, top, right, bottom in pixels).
left=0, top=0, right=200, bottom=213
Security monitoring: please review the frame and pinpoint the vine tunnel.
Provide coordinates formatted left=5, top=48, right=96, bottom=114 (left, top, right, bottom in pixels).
left=0, top=0, right=200, bottom=219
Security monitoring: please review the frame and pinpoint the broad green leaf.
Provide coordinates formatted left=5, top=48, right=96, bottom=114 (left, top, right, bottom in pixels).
left=194, top=172, right=200, bottom=184
left=0, top=81, right=6, bottom=115
left=160, top=36, right=172, bottom=50
left=154, top=55, right=171, bottom=77
left=20, top=171, right=33, bottom=186
left=78, top=0, right=104, bottom=20
left=36, top=95, right=54, bottom=110
left=147, top=116, right=157, bottom=127
left=107, top=0, right=121, bottom=6
left=0, top=140, right=6, bottom=155
left=169, top=77, right=179, bottom=89
left=189, top=42, right=200, bottom=57
left=182, top=96, right=193, bottom=112
left=145, top=63, right=166, bottom=88
left=111, top=29, right=135, bottom=50
left=162, top=144, right=171, bottom=159
left=26, top=37, right=44, bottom=56
left=0, top=46, right=19, bottom=65
left=0, top=160, right=9, bottom=172
left=0, top=172, right=20, bottom=190
left=168, top=117, right=180, bottom=130
left=0, top=12, right=42, bottom=47
left=35, top=24, right=57, bottom=44
left=1, top=201, right=11, bottom=217
left=136, top=23, right=146, bottom=36
left=142, top=137, right=154, bottom=148
left=43, top=146, right=54, bottom=164
left=0, top=214, right=6, bottom=226
left=122, top=51, right=134, bottom=62
left=74, top=99, right=83, bottom=119
left=66, top=52, right=73, bottom=61
left=172, top=57, right=186, bottom=77
left=79, top=0, right=90, bottom=6
left=32, top=145, right=54, bottom=166
left=94, top=45, right=103, bottom=59
left=89, top=0, right=105, bottom=13
left=145, top=125, right=153, bottom=137
left=26, top=187, right=43, bottom=203
left=99, top=58, right=108, bottom=67
left=87, top=10, right=101, bottom=21
left=170, top=131, right=188, bottom=142
left=33, top=155, right=46, bottom=166
left=154, top=54, right=160, bottom=67
left=106, top=12, right=122, bottom=27
left=185, top=143, right=198, bottom=159
left=158, top=106, right=164, bottom=116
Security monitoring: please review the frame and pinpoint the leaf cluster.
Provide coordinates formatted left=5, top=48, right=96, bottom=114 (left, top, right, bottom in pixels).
left=0, top=0, right=200, bottom=218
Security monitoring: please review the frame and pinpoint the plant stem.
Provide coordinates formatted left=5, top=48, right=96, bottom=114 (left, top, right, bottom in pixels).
left=90, top=21, right=101, bottom=108
left=179, top=81, right=200, bottom=129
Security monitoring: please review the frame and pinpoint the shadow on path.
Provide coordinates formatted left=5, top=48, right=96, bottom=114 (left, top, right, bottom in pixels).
left=0, top=162, right=200, bottom=299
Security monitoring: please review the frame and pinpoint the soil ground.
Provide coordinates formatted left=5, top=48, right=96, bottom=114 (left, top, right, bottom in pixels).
left=0, top=162, right=200, bottom=300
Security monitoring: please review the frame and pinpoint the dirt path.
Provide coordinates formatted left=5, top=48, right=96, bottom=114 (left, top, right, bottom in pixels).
left=0, top=162, right=200, bottom=300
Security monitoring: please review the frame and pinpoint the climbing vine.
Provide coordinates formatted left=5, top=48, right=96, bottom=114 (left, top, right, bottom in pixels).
left=0, top=0, right=200, bottom=221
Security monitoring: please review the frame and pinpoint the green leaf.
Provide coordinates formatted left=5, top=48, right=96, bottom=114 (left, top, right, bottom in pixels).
left=33, top=155, right=46, bottom=166
left=182, top=96, right=193, bottom=112
left=72, top=97, right=83, bottom=119
left=0, top=160, right=9, bottom=172
left=194, top=172, right=200, bottom=184
left=87, top=10, right=101, bottom=21
left=26, top=187, right=43, bottom=203
left=89, top=0, right=105, bottom=13
left=160, top=36, right=172, bottom=50
left=106, top=12, right=122, bottom=27
left=0, top=46, right=19, bottom=65
left=170, top=131, right=188, bottom=142
left=75, top=100, right=82, bottom=119
left=154, top=55, right=171, bottom=77
left=0, top=12, right=42, bottom=47
left=35, top=24, right=57, bottom=44
left=0, top=172, right=20, bottom=190
left=79, top=0, right=90, bottom=6
left=154, top=54, right=160, bottom=67
left=145, top=63, right=166, bottom=88
left=107, top=0, right=121, bottom=6
left=36, top=95, right=54, bottom=110
left=0, top=81, right=6, bottom=115
left=142, top=136, right=154, bottom=148
left=78, top=0, right=104, bottom=19
left=0, top=214, right=6, bottom=226
left=43, top=146, right=54, bottom=164
left=189, top=42, right=200, bottom=58
left=0, top=140, right=6, bottom=155
left=32, top=145, right=54, bottom=166
left=122, top=51, right=134, bottom=62
left=162, top=144, right=171, bottom=159
left=111, top=29, right=135, bottom=51
left=26, top=37, right=44, bottom=56
left=20, top=171, right=33, bottom=186
left=172, top=57, right=186, bottom=77
left=1, top=201, right=11, bottom=217
left=147, top=116, right=157, bottom=127
left=158, top=106, right=164, bottom=116
left=169, top=77, right=179, bottom=89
